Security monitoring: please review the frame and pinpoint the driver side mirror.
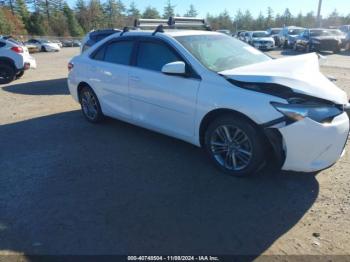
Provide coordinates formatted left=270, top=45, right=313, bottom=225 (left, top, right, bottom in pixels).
left=161, top=61, right=186, bottom=76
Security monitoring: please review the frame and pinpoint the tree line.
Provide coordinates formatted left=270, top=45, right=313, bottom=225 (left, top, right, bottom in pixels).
left=0, top=0, right=350, bottom=37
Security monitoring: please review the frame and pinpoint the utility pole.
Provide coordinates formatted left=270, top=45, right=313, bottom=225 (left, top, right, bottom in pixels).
left=316, top=0, right=322, bottom=27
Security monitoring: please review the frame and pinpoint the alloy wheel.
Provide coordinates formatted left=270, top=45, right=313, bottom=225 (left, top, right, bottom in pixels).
left=81, top=90, right=98, bottom=120
left=210, top=125, right=253, bottom=171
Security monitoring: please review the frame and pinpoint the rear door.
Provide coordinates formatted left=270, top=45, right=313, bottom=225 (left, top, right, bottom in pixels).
left=129, top=38, right=200, bottom=140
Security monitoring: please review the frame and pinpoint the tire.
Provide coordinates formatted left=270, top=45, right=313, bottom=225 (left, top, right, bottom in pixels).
left=204, top=114, right=266, bottom=177
left=79, top=85, right=103, bottom=123
left=283, top=41, right=288, bottom=49
left=0, top=64, right=16, bottom=85
left=305, top=44, right=311, bottom=53
left=16, top=70, right=24, bottom=79
left=41, top=46, right=47, bottom=52
left=333, top=46, right=340, bottom=54
left=293, top=43, right=297, bottom=51
left=346, top=42, right=350, bottom=51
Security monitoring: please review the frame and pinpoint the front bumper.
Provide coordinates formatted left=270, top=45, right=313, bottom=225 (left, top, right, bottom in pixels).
left=312, top=41, right=340, bottom=51
left=277, top=112, right=349, bottom=172
left=253, top=42, right=274, bottom=50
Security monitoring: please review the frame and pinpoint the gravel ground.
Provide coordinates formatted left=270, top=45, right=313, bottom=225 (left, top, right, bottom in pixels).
left=0, top=47, right=349, bottom=259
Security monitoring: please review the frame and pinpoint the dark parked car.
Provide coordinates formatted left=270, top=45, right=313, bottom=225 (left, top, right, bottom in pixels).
left=294, top=28, right=344, bottom=53
left=81, top=28, right=121, bottom=52
left=345, top=32, right=350, bottom=50
left=277, top=26, right=305, bottom=48
left=267, top=27, right=282, bottom=46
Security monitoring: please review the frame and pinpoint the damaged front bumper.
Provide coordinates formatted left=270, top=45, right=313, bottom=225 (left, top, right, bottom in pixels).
left=264, top=112, right=350, bottom=173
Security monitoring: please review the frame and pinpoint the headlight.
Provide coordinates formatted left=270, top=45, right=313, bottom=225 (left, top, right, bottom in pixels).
left=271, top=102, right=342, bottom=123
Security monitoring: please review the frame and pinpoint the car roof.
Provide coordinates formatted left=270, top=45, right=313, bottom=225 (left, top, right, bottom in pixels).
left=110, top=29, right=222, bottom=38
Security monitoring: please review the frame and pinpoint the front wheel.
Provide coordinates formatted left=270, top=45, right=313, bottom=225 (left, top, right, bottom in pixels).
left=204, top=115, right=266, bottom=177
left=79, top=86, right=103, bottom=123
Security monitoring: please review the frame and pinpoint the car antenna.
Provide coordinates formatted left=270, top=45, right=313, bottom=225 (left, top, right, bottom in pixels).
left=120, top=27, right=129, bottom=36
left=152, top=24, right=164, bottom=36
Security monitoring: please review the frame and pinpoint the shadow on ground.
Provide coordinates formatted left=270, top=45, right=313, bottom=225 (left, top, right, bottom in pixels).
left=1, top=78, right=69, bottom=95
left=0, top=110, right=319, bottom=257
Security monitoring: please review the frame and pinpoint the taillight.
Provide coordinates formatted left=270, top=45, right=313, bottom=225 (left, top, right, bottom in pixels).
left=68, top=62, right=74, bottom=72
left=11, top=46, right=23, bottom=53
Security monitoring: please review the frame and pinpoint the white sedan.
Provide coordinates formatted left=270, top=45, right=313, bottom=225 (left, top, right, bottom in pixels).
left=68, top=30, right=350, bottom=176
left=26, top=39, right=60, bottom=52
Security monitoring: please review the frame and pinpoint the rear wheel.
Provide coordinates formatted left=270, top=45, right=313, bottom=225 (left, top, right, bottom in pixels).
left=16, top=70, right=24, bottom=79
left=0, top=64, right=16, bottom=84
left=293, top=43, right=298, bottom=51
left=305, top=44, right=311, bottom=53
left=79, top=86, right=103, bottom=123
left=204, top=115, right=266, bottom=177
left=333, top=46, right=340, bottom=53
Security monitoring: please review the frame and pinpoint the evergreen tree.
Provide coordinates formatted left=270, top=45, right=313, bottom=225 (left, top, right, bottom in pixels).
left=242, top=10, right=253, bottom=30
left=75, top=0, right=88, bottom=31
left=127, top=1, right=140, bottom=18
left=255, top=11, right=265, bottom=30
left=87, top=0, right=104, bottom=30
left=184, top=4, right=197, bottom=17
left=103, top=0, right=123, bottom=28
left=265, top=6, right=274, bottom=28
left=142, top=6, right=160, bottom=19
left=282, top=8, right=292, bottom=26
left=63, top=3, right=83, bottom=36
left=163, top=0, right=174, bottom=18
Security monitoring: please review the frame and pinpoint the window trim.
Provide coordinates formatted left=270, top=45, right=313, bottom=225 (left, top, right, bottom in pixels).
left=133, top=36, right=201, bottom=80
left=89, top=36, right=138, bottom=66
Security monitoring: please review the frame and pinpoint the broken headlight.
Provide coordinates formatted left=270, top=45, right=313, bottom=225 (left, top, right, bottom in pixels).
left=271, top=102, right=343, bottom=123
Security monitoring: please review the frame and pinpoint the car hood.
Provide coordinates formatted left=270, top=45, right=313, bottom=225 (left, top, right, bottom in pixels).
left=219, top=53, right=348, bottom=104
left=253, top=37, right=274, bottom=41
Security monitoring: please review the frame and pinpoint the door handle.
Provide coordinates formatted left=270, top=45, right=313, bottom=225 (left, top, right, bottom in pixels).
left=130, top=76, right=140, bottom=82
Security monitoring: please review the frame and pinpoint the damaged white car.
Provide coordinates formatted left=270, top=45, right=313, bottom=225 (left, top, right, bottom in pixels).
left=68, top=26, right=350, bottom=176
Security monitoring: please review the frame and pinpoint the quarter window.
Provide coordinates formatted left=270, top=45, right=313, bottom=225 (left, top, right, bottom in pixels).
left=136, top=42, right=180, bottom=72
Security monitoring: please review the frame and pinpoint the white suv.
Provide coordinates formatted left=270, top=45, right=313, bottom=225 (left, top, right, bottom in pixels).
left=68, top=18, right=350, bottom=176
left=0, top=37, right=36, bottom=84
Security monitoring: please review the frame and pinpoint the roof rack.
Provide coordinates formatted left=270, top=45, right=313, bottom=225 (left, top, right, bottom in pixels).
left=120, top=26, right=129, bottom=36
left=134, top=17, right=211, bottom=32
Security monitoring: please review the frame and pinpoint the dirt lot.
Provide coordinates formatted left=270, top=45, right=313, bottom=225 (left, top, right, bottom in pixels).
left=0, top=47, right=350, bottom=259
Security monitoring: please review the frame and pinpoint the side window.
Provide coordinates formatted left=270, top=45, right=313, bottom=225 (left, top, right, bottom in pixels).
left=136, top=41, right=180, bottom=72
left=104, top=41, right=134, bottom=65
left=92, top=46, right=105, bottom=60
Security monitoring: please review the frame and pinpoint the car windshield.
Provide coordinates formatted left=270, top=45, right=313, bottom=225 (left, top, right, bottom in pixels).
left=270, top=29, right=281, bottom=34
left=252, top=32, right=269, bottom=37
left=310, top=29, right=342, bottom=36
left=288, top=29, right=303, bottom=35
left=175, top=34, right=270, bottom=72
